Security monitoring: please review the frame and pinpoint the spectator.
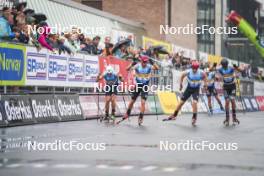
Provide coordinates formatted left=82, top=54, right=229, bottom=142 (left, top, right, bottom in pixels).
left=82, top=36, right=102, bottom=55
left=102, top=36, right=113, bottom=56
left=258, top=70, right=263, bottom=81
left=37, top=21, right=54, bottom=51
left=0, top=7, right=16, bottom=40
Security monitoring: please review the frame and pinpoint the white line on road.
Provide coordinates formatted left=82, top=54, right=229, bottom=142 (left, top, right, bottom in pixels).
left=53, top=164, right=88, bottom=169
left=163, top=167, right=177, bottom=172
left=6, top=164, right=22, bottom=168
left=119, top=165, right=134, bottom=170
left=32, top=163, right=47, bottom=168
left=96, top=164, right=109, bottom=169
left=141, top=166, right=157, bottom=171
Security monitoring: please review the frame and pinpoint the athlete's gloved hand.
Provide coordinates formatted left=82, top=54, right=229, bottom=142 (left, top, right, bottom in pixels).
left=233, top=64, right=238, bottom=68
left=213, top=62, right=217, bottom=67
left=179, top=83, right=183, bottom=91
left=149, top=58, right=154, bottom=65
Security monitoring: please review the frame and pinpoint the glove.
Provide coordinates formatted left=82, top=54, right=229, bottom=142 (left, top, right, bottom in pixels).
left=149, top=58, right=154, bottom=65
left=233, top=64, right=238, bottom=68
left=179, top=83, right=183, bottom=91
left=213, top=62, right=217, bottom=67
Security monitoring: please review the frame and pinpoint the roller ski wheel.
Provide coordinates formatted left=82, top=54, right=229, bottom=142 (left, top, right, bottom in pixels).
left=223, top=119, right=229, bottom=126
left=192, top=117, right=197, bottom=127
left=138, top=116, right=144, bottom=126
left=232, top=118, right=240, bottom=126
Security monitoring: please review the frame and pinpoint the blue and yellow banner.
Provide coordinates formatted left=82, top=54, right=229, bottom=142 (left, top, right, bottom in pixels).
left=0, top=42, right=26, bottom=86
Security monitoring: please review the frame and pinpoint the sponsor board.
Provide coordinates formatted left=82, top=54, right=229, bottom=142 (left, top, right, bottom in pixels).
left=0, top=102, right=7, bottom=127
left=146, top=95, right=163, bottom=114
left=157, top=91, right=178, bottom=114
left=84, top=55, right=99, bottom=87
left=242, top=97, right=254, bottom=112
left=0, top=95, right=34, bottom=126
left=256, top=96, right=264, bottom=111
left=99, top=56, right=134, bottom=87
left=48, top=54, right=68, bottom=82
left=54, top=94, right=84, bottom=121
left=0, top=43, right=26, bottom=85
left=29, top=94, right=60, bottom=122
left=79, top=95, right=98, bottom=119
left=26, top=47, right=48, bottom=85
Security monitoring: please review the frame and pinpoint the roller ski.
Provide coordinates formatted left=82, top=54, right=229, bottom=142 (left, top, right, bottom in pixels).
left=116, top=113, right=129, bottom=125
left=192, top=117, right=197, bottom=127
left=232, top=117, right=240, bottom=126
left=223, top=117, right=230, bottom=126
left=162, top=115, right=176, bottom=122
left=138, top=116, right=143, bottom=126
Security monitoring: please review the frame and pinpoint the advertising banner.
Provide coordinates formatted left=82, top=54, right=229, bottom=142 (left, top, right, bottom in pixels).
left=84, top=55, right=99, bottom=87
left=248, top=96, right=259, bottom=111
left=29, top=94, right=60, bottom=123
left=242, top=97, right=254, bottom=112
left=79, top=95, right=99, bottom=119
left=157, top=91, right=178, bottom=114
left=48, top=54, right=68, bottom=82
left=0, top=102, right=7, bottom=127
left=68, top=55, right=84, bottom=82
left=142, top=36, right=172, bottom=53
left=54, top=94, right=84, bottom=121
left=0, top=43, right=26, bottom=86
left=255, top=96, right=264, bottom=111
left=26, top=47, right=47, bottom=84
left=146, top=95, right=163, bottom=114
left=99, top=56, right=134, bottom=87
left=0, top=95, right=34, bottom=126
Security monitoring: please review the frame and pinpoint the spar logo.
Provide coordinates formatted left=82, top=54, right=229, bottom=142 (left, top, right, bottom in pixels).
left=4, top=101, right=33, bottom=121
left=0, top=47, right=24, bottom=81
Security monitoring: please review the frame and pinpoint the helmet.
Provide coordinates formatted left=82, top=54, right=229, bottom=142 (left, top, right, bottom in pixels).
left=221, top=58, right=228, bottom=68
left=191, top=61, right=200, bottom=70
left=139, top=55, right=149, bottom=63
left=106, top=66, right=114, bottom=74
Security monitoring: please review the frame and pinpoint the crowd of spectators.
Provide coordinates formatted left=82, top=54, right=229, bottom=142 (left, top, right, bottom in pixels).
left=0, top=2, right=263, bottom=82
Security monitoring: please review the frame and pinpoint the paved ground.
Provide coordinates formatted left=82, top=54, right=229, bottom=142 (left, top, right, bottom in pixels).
left=0, top=112, right=264, bottom=176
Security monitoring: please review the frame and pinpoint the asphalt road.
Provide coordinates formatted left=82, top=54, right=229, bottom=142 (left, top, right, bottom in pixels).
left=0, top=112, right=264, bottom=176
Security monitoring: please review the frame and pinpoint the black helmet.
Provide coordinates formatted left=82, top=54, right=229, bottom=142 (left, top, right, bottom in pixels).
left=221, top=58, right=228, bottom=68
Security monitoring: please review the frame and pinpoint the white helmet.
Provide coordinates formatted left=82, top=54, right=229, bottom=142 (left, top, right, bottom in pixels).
left=106, top=66, right=114, bottom=74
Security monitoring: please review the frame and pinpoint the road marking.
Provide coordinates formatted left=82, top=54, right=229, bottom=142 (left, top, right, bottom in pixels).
left=32, top=163, right=47, bottom=168
left=53, top=164, right=88, bottom=169
left=6, top=164, right=22, bottom=168
left=163, top=167, right=177, bottom=172
left=141, top=166, right=157, bottom=171
left=96, top=164, right=109, bottom=169
left=119, top=165, right=134, bottom=170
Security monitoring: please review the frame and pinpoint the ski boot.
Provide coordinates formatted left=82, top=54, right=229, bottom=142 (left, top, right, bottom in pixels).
left=192, top=116, right=197, bottom=126
left=223, top=117, right=230, bottom=126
